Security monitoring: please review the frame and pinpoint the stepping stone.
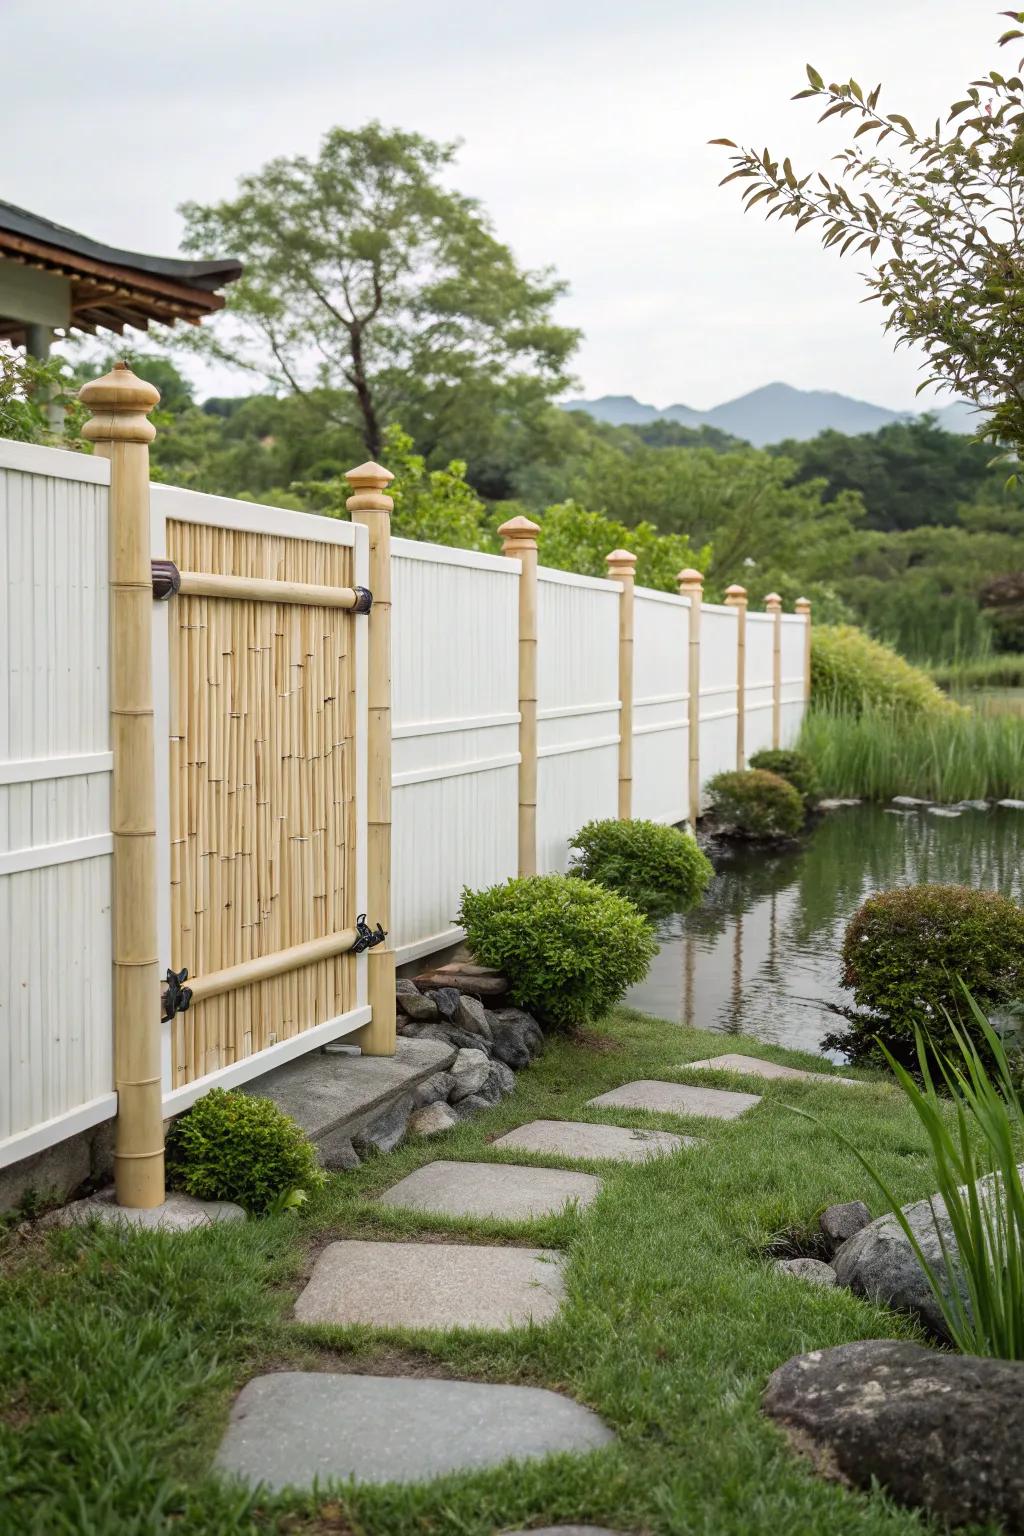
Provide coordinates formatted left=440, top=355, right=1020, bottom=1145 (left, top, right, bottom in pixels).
left=216, top=1372, right=614, bottom=1490
left=379, top=1160, right=601, bottom=1221
left=493, top=1119, right=694, bottom=1162
left=587, top=1080, right=760, bottom=1121
left=683, top=1053, right=861, bottom=1087
left=294, top=1240, right=565, bottom=1330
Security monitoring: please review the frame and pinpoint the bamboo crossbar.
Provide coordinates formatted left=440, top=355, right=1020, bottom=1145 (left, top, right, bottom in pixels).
left=177, top=571, right=362, bottom=609
left=180, top=928, right=359, bottom=1009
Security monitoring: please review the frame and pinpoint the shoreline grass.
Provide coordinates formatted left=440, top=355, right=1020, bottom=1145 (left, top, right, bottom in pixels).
left=0, top=1009, right=953, bottom=1535
left=799, top=701, right=1024, bottom=802
left=929, top=655, right=1024, bottom=692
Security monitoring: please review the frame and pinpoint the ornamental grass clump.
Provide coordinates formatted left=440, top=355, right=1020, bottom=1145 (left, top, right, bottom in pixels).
left=705, top=768, right=804, bottom=839
left=458, top=873, right=656, bottom=1030
left=568, top=817, right=713, bottom=920
left=748, top=748, right=821, bottom=810
left=165, top=1088, right=325, bottom=1215
left=812, top=624, right=961, bottom=719
left=827, top=884, right=1024, bottom=1070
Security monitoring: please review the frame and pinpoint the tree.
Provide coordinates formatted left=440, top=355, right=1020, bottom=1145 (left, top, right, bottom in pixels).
left=713, top=15, right=1024, bottom=450
left=179, top=123, right=579, bottom=463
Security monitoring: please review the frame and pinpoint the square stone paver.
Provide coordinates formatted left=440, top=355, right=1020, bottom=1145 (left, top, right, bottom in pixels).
left=683, top=1053, right=861, bottom=1086
left=216, top=1372, right=614, bottom=1490
left=379, top=1160, right=601, bottom=1220
left=587, top=1080, right=760, bottom=1120
left=294, top=1240, right=565, bottom=1330
left=492, top=1120, right=694, bottom=1162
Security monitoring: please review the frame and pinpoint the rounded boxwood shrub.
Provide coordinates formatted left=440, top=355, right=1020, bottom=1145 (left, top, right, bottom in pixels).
left=812, top=624, right=961, bottom=718
left=165, top=1088, right=325, bottom=1215
left=567, top=817, right=713, bottom=920
left=705, top=768, right=804, bottom=839
left=829, top=884, right=1024, bottom=1067
left=458, top=873, right=656, bottom=1030
left=748, top=748, right=821, bottom=809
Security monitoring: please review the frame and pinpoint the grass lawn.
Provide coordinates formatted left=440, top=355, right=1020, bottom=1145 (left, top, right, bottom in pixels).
left=0, top=1008, right=968, bottom=1536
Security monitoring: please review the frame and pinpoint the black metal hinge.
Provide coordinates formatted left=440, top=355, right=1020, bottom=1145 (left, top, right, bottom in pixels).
left=352, top=914, right=387, bottom=953
left=161, top=966, right=192, bottom=1022
left=152, top=559, right=182, bottom=600
left=352, top=586, right=374, bottom=614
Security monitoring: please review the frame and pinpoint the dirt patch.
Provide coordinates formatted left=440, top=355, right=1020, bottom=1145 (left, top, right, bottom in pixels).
left=566, top=1026, right=621, bottom=1053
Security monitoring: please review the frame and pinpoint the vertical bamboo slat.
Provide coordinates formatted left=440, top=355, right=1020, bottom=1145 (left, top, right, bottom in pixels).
left=606, top=549, right=636, bottom=820
left=79, top=362, right=164, bottom=1208
left=346, top=461, right=396, bottom=1056
left=724, top=583, right=748, bottom=769
left=678, top=568, right=704, bottom=824
left=499, top=516, right=541, bottom=875
left=795, top=596, right=812, bottom=706
left=766, top=593, right=783, bottom=748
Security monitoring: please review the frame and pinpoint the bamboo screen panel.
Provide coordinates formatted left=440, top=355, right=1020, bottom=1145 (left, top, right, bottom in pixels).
left=166, top=520, right=357, bottom=1086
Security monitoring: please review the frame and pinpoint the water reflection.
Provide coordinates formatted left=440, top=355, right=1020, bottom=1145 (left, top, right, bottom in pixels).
left=626, top=804, right=1024, bottom=1058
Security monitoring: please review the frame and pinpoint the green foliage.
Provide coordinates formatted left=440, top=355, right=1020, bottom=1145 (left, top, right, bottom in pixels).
left=458, top=874, right=656, bottom=1030
left=930, top=654, right=1024, bottom=691
left=716, top=20, right=1024, bottom=455
left=829, top=885, right=1024, bottom=1067
left=748, top=748, right=821, bottom=808
left=812, top=624, right=961, bottom=717
left=705, top=769, right=805, bottom=839
left=567, top=818, right=713, bottom=920
left=0, top=344, right=87, bottom=447
left=802, top=998, right=1024, bottom=1358
left=799, top=701, right=1024, bottom=802
left=165, top=1088, right=324, bottom=1215
left=532, top=498, right=706, bottom=592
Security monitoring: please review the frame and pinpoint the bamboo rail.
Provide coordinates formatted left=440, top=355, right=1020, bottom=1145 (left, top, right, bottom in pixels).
left=180, top=928, right=359, bottom=1010
left=176, top=571, right=367, bottom=609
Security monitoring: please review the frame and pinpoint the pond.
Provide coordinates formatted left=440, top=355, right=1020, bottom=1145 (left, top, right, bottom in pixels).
left=626, top=802, right=1024, bottom=1059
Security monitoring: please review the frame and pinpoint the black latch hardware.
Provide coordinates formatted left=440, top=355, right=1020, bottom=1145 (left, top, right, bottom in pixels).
left=151, top=559, right=182, bottom=601
left=352, top=914, right=387, bottom=953
left=161, top=966, right=193, bottom=1022
left=352, top=586, right=374, bottom=614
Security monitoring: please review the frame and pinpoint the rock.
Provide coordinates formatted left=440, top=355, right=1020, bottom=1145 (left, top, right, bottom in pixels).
left=316, top=1131, right=362, bottom=1172
left=451, top=1093, right=495, bottom=1119
left=486, top=1059, right=517, bottom=1099
left=449, top=1048, right=491, bottom=1101
left=774, top=1257, right=837, bottom=1287
left=430, top=986, right=461, bottom=1021
left=352, top=1095, right=412, bottom=1156
left=953, top=799, right=990, bottom=811
left=49, top=1189, right=246, bottom=1232
left=396, top=987, right=440, bottom=1023
left=395, top=978, right=420, bottom=996
left=819, top=1200, right=871, bottom=1250
left=998, top=798, right=1024, bottom=809
left=410, top=1023, right=494, bottom=1056
left=832, top=1167, right=1024, bottom=1338
left=413, top=1071, right=457, bottom=1108
left=927, top=806, right=961, bottom=818
left=818, top=798, right=861, bottom=810
left=891, top=795, right=931, bottom=807
left=763, top=1339, right=1024, bottom=1531
left=379, top=1159, right=602, bottom=1221
left=408, top=1101, right=459, bottom=1137
left=457, top=994, right=493, bottom=1041
left=488, top=1007, right=544, bottom=1068
left=414, top=963, right=509, bottom=1001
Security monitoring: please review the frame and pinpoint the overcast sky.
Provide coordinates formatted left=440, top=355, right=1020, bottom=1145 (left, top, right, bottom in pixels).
left=1, top=0, right=998, bottom=410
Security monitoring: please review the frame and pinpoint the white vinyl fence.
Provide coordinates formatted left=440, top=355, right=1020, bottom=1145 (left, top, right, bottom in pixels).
left=1, top=438, right=809, bottom=1170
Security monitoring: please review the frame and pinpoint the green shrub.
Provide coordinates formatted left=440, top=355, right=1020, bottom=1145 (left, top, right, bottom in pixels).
left=812, top=624, right=962, bottom=718
left=567, top=817, right=713, bottom=920
left=705, top=768, right=804, bottom=839
left=748, top=748, right=821, bottom=809
left=165, top=1088, right=325, bottom=1215
left=827, top=884, right=1024, bottom=1067
left=458, top=873, right=656, bottom=1030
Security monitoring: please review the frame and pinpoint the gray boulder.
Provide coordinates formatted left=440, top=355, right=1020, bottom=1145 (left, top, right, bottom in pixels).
left=774, top=1257, right=837, bottom=1287
left=457, top=994, right=493, bottom=1042
left=488, top=1007, right=544, bottom=1069
left=487, top=1059, right=517, bottom=1099
left=449, top=1047, right=491, bottom=1102
left=451, top=1092, right=494, bottom=1120
left=431, top=986, right=461, bottom=1021
left=352, top=1095, right=412, bottom=1156
left=408, top=1102, right=458, bottom=1138
left=396, top=985, right=440, bottom=1023
left=413, top=1071, right=457, bottom=1108
left=406, top=1023, right=493, bottom=1056
left=763, top=1339, right=1024, bottom=1531
left=314, top=1131, right=361, bottom=1172
left=819, top=1200, right=871, bottom=1251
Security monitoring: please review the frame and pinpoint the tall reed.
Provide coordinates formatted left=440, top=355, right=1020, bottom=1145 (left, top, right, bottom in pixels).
left=799, top=702, right=1024, bottom=802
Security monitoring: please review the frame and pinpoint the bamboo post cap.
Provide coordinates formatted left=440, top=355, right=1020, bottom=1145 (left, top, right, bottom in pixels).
left=765, top=592, right=783, bottom=611
left=345, top=461, right=394, bottom=513
left=795, top=596, right=811, bottom=614
left=677, top=567, right=704, bottom=593
left=498, top=514, right=541, bottom=554
left=605, top=548, right=637, bottom=577
left=724, top=583, right=748, bottom=604
left=79, top=360, right=160, bottom=444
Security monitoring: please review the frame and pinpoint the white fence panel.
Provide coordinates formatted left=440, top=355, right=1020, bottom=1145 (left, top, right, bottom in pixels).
left=0, top=442, right=116, bottom=1166
left=699, top=603, right=739, bottom=800
left=632, top=588, right=689, bottom=825
left=744, top=612, right=775, bottom=762
left=537, top=568, right=619, bottom=873
left=780, top=615, right=807, bottom=746
left=391, top=540, right=520, bottom=959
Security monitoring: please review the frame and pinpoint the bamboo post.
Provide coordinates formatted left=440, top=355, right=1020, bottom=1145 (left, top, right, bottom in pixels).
left=795, top=596, right=812, bottom=707
left=346, top=461, right=396, bottom=1056
left=677, top=568, right=704, bottom=823
left=724, top=584, right=747, bottom=769
left=80, top=362, right=164, bottom=1208
left=499, top=516, right=541, bottom=876
left=765, top=592, right=783, bottom=748
left=606, top=549, right=636, bottom=820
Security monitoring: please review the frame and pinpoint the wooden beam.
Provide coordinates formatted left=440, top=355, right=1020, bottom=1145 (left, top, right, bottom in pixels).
left=0, top=230, right=227, bottom=311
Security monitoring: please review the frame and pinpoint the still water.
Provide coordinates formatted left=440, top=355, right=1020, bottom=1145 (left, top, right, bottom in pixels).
left=626, top=803, right=1024, bottom=1058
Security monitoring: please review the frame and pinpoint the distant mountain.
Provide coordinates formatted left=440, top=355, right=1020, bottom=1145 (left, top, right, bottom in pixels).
left=561, top=382, right=983, bottom=445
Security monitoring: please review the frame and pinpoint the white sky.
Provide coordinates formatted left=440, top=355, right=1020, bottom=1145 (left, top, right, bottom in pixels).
left=0, top=0, right=999, bottom=410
